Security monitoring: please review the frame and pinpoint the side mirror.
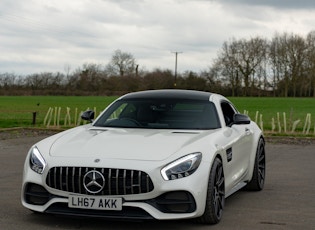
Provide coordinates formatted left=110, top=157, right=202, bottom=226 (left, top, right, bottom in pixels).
left=233, top=114, right=250, bottom=125
left=81, top=110, right=95, bottom=123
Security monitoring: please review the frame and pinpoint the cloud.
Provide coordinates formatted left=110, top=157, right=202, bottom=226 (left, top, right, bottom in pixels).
left=0, top=0, right=315, bottom=75
left=220, top=0, right=315, bottom=9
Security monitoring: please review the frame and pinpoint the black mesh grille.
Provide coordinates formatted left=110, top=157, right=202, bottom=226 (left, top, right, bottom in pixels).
left=25, top=183, right=51, bottom=205
left=46, top=167, right=154, bottom=195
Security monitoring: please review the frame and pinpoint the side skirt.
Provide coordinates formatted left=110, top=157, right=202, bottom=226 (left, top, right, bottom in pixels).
left=225, top=182, right=247, bottom=198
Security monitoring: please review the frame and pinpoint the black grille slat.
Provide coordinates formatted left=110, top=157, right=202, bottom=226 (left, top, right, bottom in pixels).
left=54, top=167, right=57, bottom=189
left=146, top=174, right=150, bottom=193
left=115, top=169, right=119, bottom=195
left=123, top=169, right=127, bottom=194
left=131, top=170, right=134, bottom=194
left=108, top=169, right=111, bottom=195
left=78, top=168, right=82, bottom=194
left=46, top=167, right=154, bottom=196
left=71, top=167, right=75, bottom=193
left=65, top=167, right=69, bottom=191
left=59, top=167, right=63, bottom=190
left=138, top=171, right=142, bottom=193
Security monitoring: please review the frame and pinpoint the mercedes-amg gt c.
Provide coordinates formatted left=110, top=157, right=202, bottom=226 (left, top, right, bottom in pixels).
left=22, top=89, right=265, bottom=224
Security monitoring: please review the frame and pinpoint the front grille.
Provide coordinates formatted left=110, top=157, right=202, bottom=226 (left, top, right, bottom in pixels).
left=46, top=167, right=154, bottom=195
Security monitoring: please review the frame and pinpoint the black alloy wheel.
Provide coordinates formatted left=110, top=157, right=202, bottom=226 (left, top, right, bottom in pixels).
left=197, top=157, right=225, bottom=224
left=246, top=138, right=266, bottom=191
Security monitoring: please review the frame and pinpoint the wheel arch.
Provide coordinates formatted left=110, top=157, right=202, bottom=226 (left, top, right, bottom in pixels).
left=200, top=151, right=225, bottom=204
left=207, top=152, right=225, bottom=190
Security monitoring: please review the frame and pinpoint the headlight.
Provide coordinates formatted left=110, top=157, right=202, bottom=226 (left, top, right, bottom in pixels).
left=29, top=146, right=47, bottom=174
left=161, top=153, right=202, bottom=180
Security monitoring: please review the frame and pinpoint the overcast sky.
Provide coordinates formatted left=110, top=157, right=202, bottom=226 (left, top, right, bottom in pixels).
left=1, top=0, right=315, bottom=75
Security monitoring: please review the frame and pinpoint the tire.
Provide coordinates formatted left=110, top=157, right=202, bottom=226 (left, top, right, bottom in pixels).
left=197, top=158, right=225, bottom=224
left=246, top=138, right=266, bottom=191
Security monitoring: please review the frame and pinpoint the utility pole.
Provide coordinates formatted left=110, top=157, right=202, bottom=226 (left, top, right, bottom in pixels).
left=171, top=51, right=182, bottom=87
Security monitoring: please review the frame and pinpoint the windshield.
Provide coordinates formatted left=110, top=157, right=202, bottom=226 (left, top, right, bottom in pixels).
left=94, top=99, right=220, bottom=130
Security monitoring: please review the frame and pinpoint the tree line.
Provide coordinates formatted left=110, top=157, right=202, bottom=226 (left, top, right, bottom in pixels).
left=1, top=31, right=315, bottom=97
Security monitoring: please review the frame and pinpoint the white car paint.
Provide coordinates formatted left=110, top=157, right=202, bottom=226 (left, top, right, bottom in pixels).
left=21, top=89, right=264, bottom=224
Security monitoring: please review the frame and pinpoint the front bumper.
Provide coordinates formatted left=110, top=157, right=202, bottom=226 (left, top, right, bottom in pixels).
left=23, top=182, right=197, bottom=220
left=22, top=151, right=211, bottom=220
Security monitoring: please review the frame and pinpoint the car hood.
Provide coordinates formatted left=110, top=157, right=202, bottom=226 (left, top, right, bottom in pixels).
left=48, top=126, right=214, bottom=161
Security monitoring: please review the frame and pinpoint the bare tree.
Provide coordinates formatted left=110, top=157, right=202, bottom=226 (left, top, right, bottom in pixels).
left=212, top=39, right=241, bottom=96
left=269, top=34, right=285, bottom=96
left=0, top=73, right=16, bottom=88
left=236, top=37, right=267, bottom=96
left=286, top=34, right=307, bottom=97
left=106, top=49, right=136, bottom=77
left=71, top=63, right=105, bottom=93
left=306, top=31, right=315, bottom=97
left=213, top=37, right=267, bottom=96
left=269, top=33, right=307, bottom=97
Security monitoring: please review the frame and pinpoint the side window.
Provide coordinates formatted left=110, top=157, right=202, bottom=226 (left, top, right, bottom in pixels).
left=221, top=102, right=236, bottom=126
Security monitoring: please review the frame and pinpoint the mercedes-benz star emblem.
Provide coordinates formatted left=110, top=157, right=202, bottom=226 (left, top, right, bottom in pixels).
left=83, top=170, right=105, bottom=194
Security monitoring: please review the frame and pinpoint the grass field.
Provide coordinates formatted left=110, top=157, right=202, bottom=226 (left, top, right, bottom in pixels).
left=0, top=96, right=314, bottom=134
left=229, top=97, right=315, bottom=132
left=0, top=96, right=118, bottom=128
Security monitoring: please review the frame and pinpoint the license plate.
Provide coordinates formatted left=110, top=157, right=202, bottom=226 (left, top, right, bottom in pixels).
left=69, top=195, right=122, bottom=210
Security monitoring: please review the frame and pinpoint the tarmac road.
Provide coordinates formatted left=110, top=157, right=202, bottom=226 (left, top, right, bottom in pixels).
left=0, top=134, right=314, bottom=230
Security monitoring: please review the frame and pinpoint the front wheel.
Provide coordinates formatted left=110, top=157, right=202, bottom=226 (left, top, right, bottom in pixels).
left=197, top=157, right=225, bottom=224
left=246, top=138, right=266, bottom=191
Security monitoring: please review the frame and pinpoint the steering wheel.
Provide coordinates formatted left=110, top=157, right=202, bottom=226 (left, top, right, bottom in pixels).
left=119, top=117, right=142, bottom=126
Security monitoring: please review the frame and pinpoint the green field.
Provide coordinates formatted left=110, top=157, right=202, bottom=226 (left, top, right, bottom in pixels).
left=0, top=96, right=314, bottom=134
left=0, top=96, right=118, bottom=128
left=229, top=97, right=315, bottom=133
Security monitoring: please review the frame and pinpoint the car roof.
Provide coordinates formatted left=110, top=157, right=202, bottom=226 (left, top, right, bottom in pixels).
left=121, top=89, right=213, bottom=101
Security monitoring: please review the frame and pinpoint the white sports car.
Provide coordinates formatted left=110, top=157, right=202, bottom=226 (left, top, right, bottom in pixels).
left=22, top=89, right=265, bottom=224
